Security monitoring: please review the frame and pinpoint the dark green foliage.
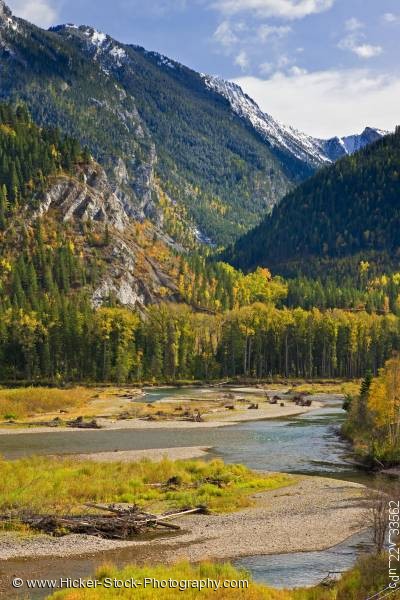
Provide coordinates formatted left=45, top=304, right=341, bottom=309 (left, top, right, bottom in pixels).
left=226, top=129, right=400, bottom=273
left=357, top=370, right=373, bottom=425
left=0, top=103, right=83, bottom=210
left=0, top=101, right=399, bottom=386
left=283, top=273, right=400, bottom=314
left=0, top=20, right=155, bottom=216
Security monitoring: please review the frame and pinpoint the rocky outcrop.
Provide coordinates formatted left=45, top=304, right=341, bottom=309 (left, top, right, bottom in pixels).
left=91, top=234, right=179, bottom=310
left=37, top=162, right=179, bottom=310
left=39, top=165, right=129, bottom=232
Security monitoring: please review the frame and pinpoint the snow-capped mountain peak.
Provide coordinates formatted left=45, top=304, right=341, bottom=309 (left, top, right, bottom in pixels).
left=203, top=75, right=330, bottom=168
left=51, top=24, right=127, bottom=67
left=203, top=75, right=388, bottom=167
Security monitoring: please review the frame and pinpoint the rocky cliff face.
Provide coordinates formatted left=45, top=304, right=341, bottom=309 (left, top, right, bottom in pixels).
left=37, top=162, right=179, bottom=310
left=39, top=165, right=130, bottom=232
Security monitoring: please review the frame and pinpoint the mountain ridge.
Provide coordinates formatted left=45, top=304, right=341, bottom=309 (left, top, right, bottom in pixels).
left=224, top=128, right=400, bottom=277
left=0, top=0, right=387, bottom=249
left=0, top=7, right=291, bottom=246
left=204, top=75, right=388, bottom=168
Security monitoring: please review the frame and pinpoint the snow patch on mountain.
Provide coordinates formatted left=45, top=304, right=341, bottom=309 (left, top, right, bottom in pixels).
left=0, top=0, right=19, bottom=32
left=110, top=46, right=126, bottom=61
left=204, top=75, right=329, bottom=167
left=140, top=49, right=178, bottom=70
left=57, top=25, right=128, bottom=68
left=84, top=28, right=107, bottom=47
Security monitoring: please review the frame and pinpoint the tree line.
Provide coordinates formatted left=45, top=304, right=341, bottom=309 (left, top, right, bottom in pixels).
left=1, top=301, right=399, bottom=383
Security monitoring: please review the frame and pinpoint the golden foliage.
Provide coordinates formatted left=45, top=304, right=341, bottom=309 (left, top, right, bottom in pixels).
left=0, top=387, right=92, bottom=419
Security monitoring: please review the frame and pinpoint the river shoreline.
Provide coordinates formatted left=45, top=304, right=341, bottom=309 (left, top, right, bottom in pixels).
left=0, top=402, right=321, bottom=436
left=0, top=476, right=366, bottom=563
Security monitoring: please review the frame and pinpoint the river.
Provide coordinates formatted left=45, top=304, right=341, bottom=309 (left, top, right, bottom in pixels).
left=0, top=389, right=378, bottom=598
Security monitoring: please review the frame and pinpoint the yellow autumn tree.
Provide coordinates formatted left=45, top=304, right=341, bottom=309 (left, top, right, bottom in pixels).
left=368, top=356, right=400, bottom=447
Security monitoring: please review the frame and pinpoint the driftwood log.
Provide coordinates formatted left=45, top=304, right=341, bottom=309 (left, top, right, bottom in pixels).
left=67, top=416, right=102, bottom=429
left=0, top=505, right=207, bottom=540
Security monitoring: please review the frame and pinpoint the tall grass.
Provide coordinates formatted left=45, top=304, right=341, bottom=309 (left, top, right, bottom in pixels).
left=0, top=387, right=92, bottom=419
left=46, top=562, right=312, bottom=599
left=294, top=380, right=361, bottom=396
left=46, top=556, right=400, bottom=600
left=0, top=457, right=294, bottom=515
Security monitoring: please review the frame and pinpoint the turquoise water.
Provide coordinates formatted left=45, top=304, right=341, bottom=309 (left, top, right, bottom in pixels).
left=235, top=531, right=373, bottom=588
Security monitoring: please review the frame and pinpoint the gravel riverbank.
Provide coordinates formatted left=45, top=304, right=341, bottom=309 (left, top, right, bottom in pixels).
left=71, top=446, right=211, bottom=462
left=0, top=476, right=366, bottom=562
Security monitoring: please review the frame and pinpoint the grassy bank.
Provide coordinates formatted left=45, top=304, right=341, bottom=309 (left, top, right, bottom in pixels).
left=47, top=562, right=316, bottom=600
left=47, top=554, right=400, bottom=600
left=0, top=457, right=294, bottom=517
left=292, top=380, right=360, bottom=396
left=0, top=387, right=93, bottom=420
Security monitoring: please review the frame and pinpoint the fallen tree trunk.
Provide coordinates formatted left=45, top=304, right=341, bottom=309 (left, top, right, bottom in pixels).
left=0, top=505, right=207, bottom=540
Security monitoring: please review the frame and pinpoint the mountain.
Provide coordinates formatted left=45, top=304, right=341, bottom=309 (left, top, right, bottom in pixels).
left=225, top=128, right=400, bottom=276
left=0, top=102, right=180, bottom=312
left=0, top=1, right=386, bottom=248
left=319, top=126, right=388, bottom=161
left=205, top=77, right=387, bottom=168
left=0, top=4, right=290, bottom=247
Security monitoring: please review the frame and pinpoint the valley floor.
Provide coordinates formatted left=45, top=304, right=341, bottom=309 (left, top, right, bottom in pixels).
left=0, top=385, right=325, bottom=435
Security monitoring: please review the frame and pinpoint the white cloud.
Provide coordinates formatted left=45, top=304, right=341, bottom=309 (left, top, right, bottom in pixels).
left=289, top=65, right=307, bottom=75
left=214, top=20, right=290, bottom=52
left=276, top=54, right=290, bottom=68
left=345, top=17, right=363, bottom=31
left=214, top=21, right=239, bottom=47
left=233, top=68, right=400, bottom=137
left=235, top=49, right=249, bottom=69
left=257, top=24, right=291, bottom=42
left=258, top=53, right=297, bottom=75
left=211, top=0, right=335, bottom=20
left=213, top=19, right=250, bottom=49
left=8, top=0, right=59, bottom=27
left=259, top=61, right=274, bottom=75
left=213, top=16, right=292, bottom=71
left=383, top=12, right=400, bottom=24
left=351, top=44, right=383, bottom=59
left=339, top=33, right=383, bottom=60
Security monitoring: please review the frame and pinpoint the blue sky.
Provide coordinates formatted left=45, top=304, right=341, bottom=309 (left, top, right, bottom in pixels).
left=7, top=0, right=400, bottom=137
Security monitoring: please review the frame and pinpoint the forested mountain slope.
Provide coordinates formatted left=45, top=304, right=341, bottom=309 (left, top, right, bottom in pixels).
left=0, top=1, right=386, bottom=247
left=0, top=103, right=179, bottom=315
left=226, top=128, right=400, bottom=276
